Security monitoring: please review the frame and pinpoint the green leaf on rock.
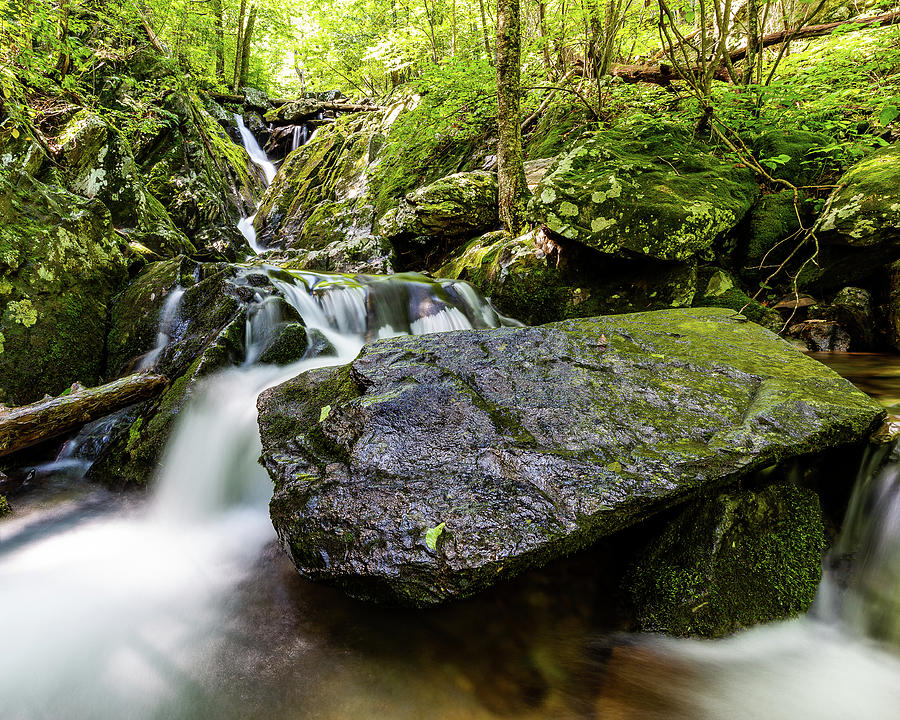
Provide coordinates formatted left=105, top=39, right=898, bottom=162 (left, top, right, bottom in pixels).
left=425, top=522, right=446, bottom=550
left=319, top=405, right=331, bottom=422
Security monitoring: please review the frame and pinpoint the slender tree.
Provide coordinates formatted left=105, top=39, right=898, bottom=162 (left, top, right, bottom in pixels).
left=239, top=3, right=257, bottom=86
left=496, top=0, right=529, bottom=233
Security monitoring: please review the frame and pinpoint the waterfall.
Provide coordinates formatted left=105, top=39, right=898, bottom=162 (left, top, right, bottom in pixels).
left=233, top=113, right=276, bottom=185
left=138, top=286, right=184, bottom=371
left=0, top=271, right=511, bottom=719
left=234, top=114, right=277, bottom=255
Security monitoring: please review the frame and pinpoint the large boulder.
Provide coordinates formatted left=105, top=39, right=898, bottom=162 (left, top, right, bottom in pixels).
left=438, top=229, right=696, bottom=325
left=258, top=307, right=882, bottom=607
left=378, top=170, right=498, bottom=267
left=752, top=129, right=832, bottom=187
left=54, top=109, right=191, bottom=256
left=626, top=481, right=827, bottom=637
left=0, top=139, right=128, bottom=404
left=255, top=113, right=383, bottom=246
left=527, top=123, right=758, bottom=261
left=818, top=142, right=900, bottom=248
left=813, top=143, right=900, bottom=287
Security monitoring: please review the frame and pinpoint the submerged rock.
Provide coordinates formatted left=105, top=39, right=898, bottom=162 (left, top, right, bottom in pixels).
left=626, top=481, right=827, bottom=637
left=258, top=307, right=882, bottom=607
left=527, top=123, right=758, bottom=261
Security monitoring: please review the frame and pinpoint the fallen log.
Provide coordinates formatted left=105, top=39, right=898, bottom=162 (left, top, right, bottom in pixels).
left=730, top=8, right=900, bottom=62
left=208, top=93, right=384, bottom=113
left=0, top=373, right=168, bottom=458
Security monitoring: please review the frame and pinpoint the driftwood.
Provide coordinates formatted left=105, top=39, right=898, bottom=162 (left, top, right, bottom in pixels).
left=0, top=373, right=168, bottom=458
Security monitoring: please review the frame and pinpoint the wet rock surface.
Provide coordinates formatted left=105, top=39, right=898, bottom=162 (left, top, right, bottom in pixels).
left=258, top=307, right=883, bottom=607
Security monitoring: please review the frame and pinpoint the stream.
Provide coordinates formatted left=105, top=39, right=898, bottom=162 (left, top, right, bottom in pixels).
left=3, top=127, right=900, bottom=720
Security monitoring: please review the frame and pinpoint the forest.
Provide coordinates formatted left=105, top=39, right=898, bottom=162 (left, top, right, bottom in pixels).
left=2, top=0, right=900, bottom=717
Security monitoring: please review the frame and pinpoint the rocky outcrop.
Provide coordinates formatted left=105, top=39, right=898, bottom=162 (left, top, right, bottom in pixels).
left=134, top=92, right=264, bottom=257
left=258, top=307, right=882, bottom=607
left=438, top=229, right=696, bottom=324
left=254, top=112, right=383, bottom=259
left=626, top=482, right=827, bottom=637
left=54, top=109, right=190, bottom=257
left=378, top=170, right=498, bottom=267
left=527, top=123, right=759, bottom=261
left=0, top=138, right=128, bottom=404
left=752, top=129, right=832, bottom=187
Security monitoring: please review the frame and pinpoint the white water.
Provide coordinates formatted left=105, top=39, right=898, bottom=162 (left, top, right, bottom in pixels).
left=0, top=272, right=508, bottom=719
left=234, top=113, right=277, bottom=255
left=138, top=286, right=184, bottom=371
left=233, top=113, right=276, bottom=185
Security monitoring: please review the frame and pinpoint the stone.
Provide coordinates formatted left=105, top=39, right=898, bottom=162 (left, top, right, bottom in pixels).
left=527, top=122, right=759, bottom=262
left=741, top=189, right=805, bottom=266
left=258, top=307, right=883, bottom=607
left=136, top=92, right=264, bottom=254
left=827, top=286, right=876, bottom=350
left=752, top=130, right=832, bottom=187
left=55, top=109, right=192, bottom=257
left=788, top=319, right=852, bottom=352
left=242, top=86, right=270, bottom=112
left=377, top=170, right=499, bottom=267
left=0, top=140, right=128, bottom=404
left=255, top=113, right=382, bottom=250
left=626, top=482, right=827, bottom=637
left=819, top=143, right=900, bottom=246
left=437, top=229, right=696, bottom=325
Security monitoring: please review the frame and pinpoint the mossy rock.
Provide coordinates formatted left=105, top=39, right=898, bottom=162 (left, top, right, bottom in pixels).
left=438, top=229, right=696, bottom=324
left=259, top=307, right=882, bottom=606
left=0, top=142, right=128, bottom=404
left=527, top=122, right=759, bottom=262
left=135, top=92, right=263, bottom=254
left=55, top=109, right=191, bottom=257
left=752, top=129, right=832, bottom=187
left=692, top=269, right=781, bottom=332
left=742, top=190, right=805, bottom=266
left=255, top=113, right=383, bottom=249
left=626, top=482, right=827, bottom=637
left=378, top=170, right=499, bottom=268
left=0, top=494, right=10, bottom=517
left=524, top=103, right=593, bottom=160
left=818, top=142, right=900, bottom=248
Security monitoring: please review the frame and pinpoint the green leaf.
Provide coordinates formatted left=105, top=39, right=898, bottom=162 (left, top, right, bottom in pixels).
left=318, top=405, right=331, bottom=422
left=879, top=104, right=899, bottom=127
left=425, top=522, right=446, bottom=550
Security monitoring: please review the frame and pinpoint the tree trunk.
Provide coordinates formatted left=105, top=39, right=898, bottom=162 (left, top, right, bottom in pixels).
left=55, top=0, right=71, bottom=79
left=232, top=0, right=247, bottom=92
left=496, top=0, right=529, bottom=234
left=239, top=4, right=257, bottom=87
left=0, top=374, right=168, bottom=458
left=478, top=0, right=493, bottom=61
left=213, top=0, right=225, bottom=81
left=538, top=0, right=553, bottom=76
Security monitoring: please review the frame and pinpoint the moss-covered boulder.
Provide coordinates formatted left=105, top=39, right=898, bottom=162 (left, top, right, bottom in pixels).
left=741, top=190, right=805, bottom=266
left=626, top=482, right=827, bottom=637
left=818, top=143, right=900, bottom=249
left=437, top=229, right=696, bottom=324
left=254, top=112, right=383, bottom=255
left=134, top=92, right=264, bottom=256
left=692, top=266, right=782, bottom=331
left=0, top=140, right=128, bottom=404
left=258, top=307, right=882, bottom=607
left=55, top=109, right=191, bottom=256
left=527, top=123, right=759, bottom=261
left=378, top=170, right=498, bottom=267
left=752, top=129, right=832, bottom=187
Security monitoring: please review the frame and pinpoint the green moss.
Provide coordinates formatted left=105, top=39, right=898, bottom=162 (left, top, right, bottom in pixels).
left=693, top=286, right=781, bottom=331
left=626, top=482, right=828, bottom=637
left=0, top=494, right=10, bottom=517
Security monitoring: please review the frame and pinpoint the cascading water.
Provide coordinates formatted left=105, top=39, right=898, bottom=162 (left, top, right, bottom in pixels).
left=0, top=271, right=512, bottom=719
left=138, top=286, right=184, bottom=371
left=234, top=114, right=278, bottom=254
